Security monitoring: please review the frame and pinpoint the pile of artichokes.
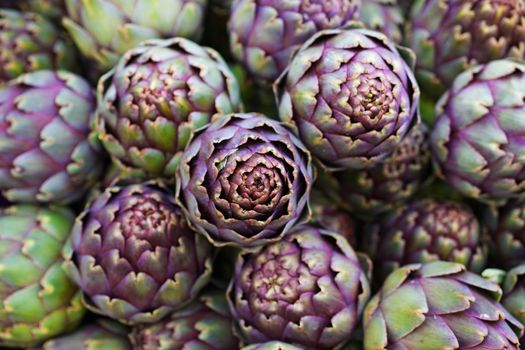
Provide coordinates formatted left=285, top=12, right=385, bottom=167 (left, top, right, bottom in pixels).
left=0, top=0, right=525, bottom=349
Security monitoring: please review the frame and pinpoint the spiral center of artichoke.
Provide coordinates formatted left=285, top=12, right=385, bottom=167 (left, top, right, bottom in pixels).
left=351, top=76, right=392, bottom=122
left=118, top=196, right=174, bottom=244
left=253, top=254, right=300, bottom=302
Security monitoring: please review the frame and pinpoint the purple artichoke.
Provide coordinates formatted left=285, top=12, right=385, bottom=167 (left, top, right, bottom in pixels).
left=228, top=0, right=360, bottom=84
left=131, top=290, right=239, bottom=349
left=63, top=182, right=213, bottom=325
left=333, top=123, right=430, bottom=219
left=176, top=113, right=313, bottom=248
left=431, top=59, right=525, bottom=203
left=276, top=28, right=420, bottom=171
left=310, top=190, right=357, bottom=247
left=227, top=225, right=370, bottom=349
left=0, top=70, right=104, bottom=204
left=97, top=37, right=241, bottom=181
left=0, top=9, right=77, bottom=83
left=487, top=200, right=525, bottom=269
left=363, top=199, right=488, bottom=283
left=406, top=0, right=525, bottom=99
left=364, top=261, right=524, bottom=349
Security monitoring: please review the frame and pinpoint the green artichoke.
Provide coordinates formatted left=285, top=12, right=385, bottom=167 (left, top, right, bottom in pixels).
left=243, top=342, right=304, bottom=350
left=0, top=9, right=77, bottom=83
left=34, top=319, right=131, bottom=350
left=228, top=0, right=360, bottom=84
left=131, top=290, right=239, bottom=349
left=0, top=70, right=104, bottom=204
left=228, top=225, right=370, bottom=349
left=363, top=199, right=488, bottom=283
left=406, top=0, right=525, bottom=99
left=333, top=123, right=430, bottom=219
left=276, top=28, right=420, bottom=171
left=176, top=113, right=313, bottom=248
left=501, top=264, right=525, bottom=328
left=0, top=205, right=85, bottom=348
left=97, top=37, right=241, bottom=181
left=63, top=0, right=208, bottom=73
left=63, top=182, right=213, bottom=325
left=20, top=0, right=67, bottom=21
left=431, top=59, right=525, bottom=203
left=359, top=0, right=403, bottom=43
left=487, top=200, right=525, bottom=269
left=363, top=261, right=524, bottom=350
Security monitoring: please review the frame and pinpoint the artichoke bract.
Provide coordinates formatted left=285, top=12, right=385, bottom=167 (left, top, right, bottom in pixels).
left=363, top=261, right=524, bottom=350
left=276, top=28, right=420, bottom=171
left=0, top=205, right=85, bottom=348
left=243, top=342, right=304, bottom=350
left=502, top=264, right=525, bottom=327
left=63, top=0, right=208, bottom=73
left=0, top=70, right=104, bottom=204
left=334, top=123, right=430, bottom=219
left=131, top=290, right=239, bottom=350
left=97, top=37, right=241, bottom=180
left=63, top=182, right=213, bottom=325
left=228, top=0, right=360, bottom=84
left=363, top=199, right=487, bottom=283
left=34, top=319, right=131, bottom=350
left=176, top=113, right=313, bottom=248
left=407, top=0, right=525, bottom=99
left=359, top=0, right=403, bottom=43
left=227, top=225, right=370, bottom=349
left=487, top=200, right=525, bottom=269
left=431, top=59, right=525, bottom=203
left=0, top=10, right=77, bottom=83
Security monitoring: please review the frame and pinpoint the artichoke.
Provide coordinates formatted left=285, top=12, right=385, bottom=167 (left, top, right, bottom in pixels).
left=63, top=0, right=208, bottom=73
left=20, top=0, right=67, bottom=21
left=276, top=28, right=420, bottom=171
left=243, top=342, right=304, bottom=350
left=363, top=261, right=524, bottom=350
left=176, top=113, right=313, bottom=248
left=359, top=0, right=403, bottom=43
left=406, top=0, right=525, bottom=99
left=310, top=190, right=356, bottom=247
left=0, top=70, right=104, bottom=204
left=34, top=319, right=131, bottom=350
left=0, top=9, right=77, bottom=83
left=63, top=182, right=213, bottom=325
left=501, top=264, right=525, bottom=327
left=97, top=37, right=241, bottom=180
left=228, top=0, right=360, bottom=84
left=0, top=205, right=85, bottom=348
left=131, top=290, right=239, bottom=349
left=363, top=199, right=487, bottom=283
left=333, top=123, right=430, bottom=219
left=227, top=225, right=370, bottom=349
left=431, top=59, right=525, bottom=203
left=487, top=200, right=525, bottom=269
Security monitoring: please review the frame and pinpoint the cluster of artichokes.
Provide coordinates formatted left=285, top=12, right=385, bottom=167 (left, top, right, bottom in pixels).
left=0, top=0, right=525, bottom=349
